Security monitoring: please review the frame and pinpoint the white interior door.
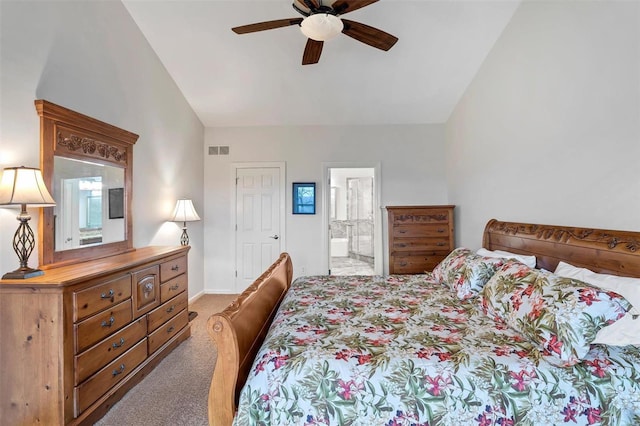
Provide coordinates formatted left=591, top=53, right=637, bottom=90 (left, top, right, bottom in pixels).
left=58, top=178, right=80, bottom=250
left=235, top=166, right=284, bottom=292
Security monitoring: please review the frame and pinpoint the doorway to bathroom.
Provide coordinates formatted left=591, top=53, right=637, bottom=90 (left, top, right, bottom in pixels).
left=328, top=167, right=378, bottom=275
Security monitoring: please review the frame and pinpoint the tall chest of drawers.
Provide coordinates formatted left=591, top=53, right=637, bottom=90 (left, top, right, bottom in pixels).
left=387, top=205, right=455, bottom=274
left=0, top=246, right=191, bottom=425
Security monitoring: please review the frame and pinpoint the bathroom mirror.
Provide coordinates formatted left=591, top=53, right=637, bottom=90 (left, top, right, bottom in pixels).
left=37, top=100, right=138, bottom=267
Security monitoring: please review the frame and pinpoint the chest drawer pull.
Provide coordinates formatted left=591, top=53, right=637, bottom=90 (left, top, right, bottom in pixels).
left=167, top=326, right=175, bottom=333
left=169, top=284, right=180, bottom=291
left=437, top=228, right=445, bottom=233
left=112, top=364, right=126, bottom=377
left=171, top=265, right=180, bottom=271
left=437, top=242, right=446, bottom=247
left=399, top=261, right=408, bottom=267
left=101, top=316, right=115, bottom=328
left=100, top=289, right=115, bottom=300
left=112, top=338, right=125, bottom=349
left=166, top=305, right=175, bottom=313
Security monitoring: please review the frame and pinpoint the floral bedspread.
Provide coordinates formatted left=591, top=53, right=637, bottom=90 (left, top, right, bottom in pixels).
left=234, top=275, right=640, bottom=426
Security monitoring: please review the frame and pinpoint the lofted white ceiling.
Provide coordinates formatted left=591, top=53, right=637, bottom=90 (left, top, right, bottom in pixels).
left=122, top=0, right=520, bottom=127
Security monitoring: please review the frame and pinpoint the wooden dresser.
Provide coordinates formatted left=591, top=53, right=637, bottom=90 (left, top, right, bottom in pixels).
left=0, top=246, right=191, bottom=425
left=387, top=205, right=455, bottom=274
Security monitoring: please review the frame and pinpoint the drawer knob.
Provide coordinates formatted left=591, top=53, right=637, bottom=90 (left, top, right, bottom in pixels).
left=112, top=364, right=125, bottom=377
left=171, top=265, right=180, bottom=272
left=100, top=289, right=115, bottom=300
left=144, top=282, right=154, bottom=294
left=101, top=316, right=115, bottom=328
left=399, top=261, right=407, bottom=267
left=437, top=242, right=446, bottom=247
left=167, top=326, right=175, bottom=334
left=169, top=284, right=180, bottom=291
left=437, top=228, right=445, bottom=233
left=397, top=243, right=407, bottom=248
left=112, top=338, right=125, bottom=349
left=166, top=305, right=175, bottom=313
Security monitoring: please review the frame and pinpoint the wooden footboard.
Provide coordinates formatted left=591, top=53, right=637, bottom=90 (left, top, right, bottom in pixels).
left=207, top=253, right=293, bottom=426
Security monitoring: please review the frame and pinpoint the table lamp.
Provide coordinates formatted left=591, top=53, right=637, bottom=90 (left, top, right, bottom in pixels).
left=171, top=199, right=200, bottom=246
left=0, top=166, right=56, bottom=279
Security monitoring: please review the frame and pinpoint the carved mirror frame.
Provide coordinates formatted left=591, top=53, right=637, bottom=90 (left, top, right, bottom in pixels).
left=36, top=100, right=138, bottom=267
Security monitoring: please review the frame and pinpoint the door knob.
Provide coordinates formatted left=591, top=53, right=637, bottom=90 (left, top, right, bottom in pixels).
left=269, top=235, right=279, bottom=240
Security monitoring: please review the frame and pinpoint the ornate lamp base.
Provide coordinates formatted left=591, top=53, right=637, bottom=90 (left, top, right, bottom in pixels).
left=3, top=205, right=43, bottom=280
left=180, top=225, right=190, bottom=246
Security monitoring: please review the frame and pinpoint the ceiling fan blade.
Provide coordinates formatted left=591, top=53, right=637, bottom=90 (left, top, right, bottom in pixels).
left=232, top=18, right=303, bottom=34
left=331, top=0, right=379, bottom=15
left=341, top=19, right=398, bottom=51
left=292, top=0, right=311, bottom=16
left=303, top=0, right=321, bottom=10
left=302, top=39, right=324, bottom=65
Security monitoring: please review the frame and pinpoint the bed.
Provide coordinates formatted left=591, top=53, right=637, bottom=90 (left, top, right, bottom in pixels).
left=207, top=219, right=640, bottom=425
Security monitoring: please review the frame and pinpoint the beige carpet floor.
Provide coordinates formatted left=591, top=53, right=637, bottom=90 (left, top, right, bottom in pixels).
left=94, top=294, right=237, bottom=426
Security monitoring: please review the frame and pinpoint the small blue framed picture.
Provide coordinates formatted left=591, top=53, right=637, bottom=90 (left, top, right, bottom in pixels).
left=292, top=182, right=315, bottom=215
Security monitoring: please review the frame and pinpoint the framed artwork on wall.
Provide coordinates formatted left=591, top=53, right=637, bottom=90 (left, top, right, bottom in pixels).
left=292, top=182, right=316, bottom=215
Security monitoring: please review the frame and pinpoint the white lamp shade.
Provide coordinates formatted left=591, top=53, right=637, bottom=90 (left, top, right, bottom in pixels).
left=300, top=14, right=344, bottom=41
left=0, top=166, right=56, bottom=206
left=171, top=199, right=201, bottom=222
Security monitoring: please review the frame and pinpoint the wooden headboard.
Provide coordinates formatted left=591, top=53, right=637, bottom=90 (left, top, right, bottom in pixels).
left=483, top=219, right=640, bottom=278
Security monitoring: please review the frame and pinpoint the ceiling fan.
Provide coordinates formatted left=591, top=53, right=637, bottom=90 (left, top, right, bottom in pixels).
left=232, top=0, right=398, bottom=65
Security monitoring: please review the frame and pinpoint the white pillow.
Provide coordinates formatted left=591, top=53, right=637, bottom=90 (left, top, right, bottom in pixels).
left=476, top=248, right=537, bottom=268
left=554, top=261, right=639, bottom=346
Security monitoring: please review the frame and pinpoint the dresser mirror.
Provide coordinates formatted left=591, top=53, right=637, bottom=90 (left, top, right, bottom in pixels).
left=37, top=100, right=138, bottom=267
left=53, top=156, right=125, bottom=250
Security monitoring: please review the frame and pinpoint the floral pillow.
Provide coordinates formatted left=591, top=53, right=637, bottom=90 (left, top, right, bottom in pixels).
left=480, top=260, right=631, bottom=367
left=432, top=247, right=505, bottom=300
left=431, top=247, right=470, bottom=285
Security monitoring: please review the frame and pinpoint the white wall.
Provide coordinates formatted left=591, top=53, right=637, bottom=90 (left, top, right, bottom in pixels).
left=446, top=0, right=640, bottom=249
left=0, top=1, right=205, bottom=298
left=204, top=124, right=447, bottom=293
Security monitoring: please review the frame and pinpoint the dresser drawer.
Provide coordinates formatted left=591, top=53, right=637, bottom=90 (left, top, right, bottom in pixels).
left=391, top=254, right=446, bottom=274
left=160, top=274, right=187, bottom=303
left=75, top=316, right=147, bottom=385
left=148, top=309, right=188, bottom=354
left=160, top=255, right=187, bottom=282
left=148, top=291, right=188, bottom=333
left=74, top=338, right=147, bottom=416
left=391, top=209, right=451, bottom=224
left=393, top=224, right=450, bottom=239
left=73, top=274, right=131, bottom=322
left=75, top=299, right=133, bottom=353
left=391, top=236, right=452, bottom=252
left=131, top=265, right=160, bottom=318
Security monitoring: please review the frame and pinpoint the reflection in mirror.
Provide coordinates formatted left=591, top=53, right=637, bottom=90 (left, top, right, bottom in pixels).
left=53, top=157, right=125, bottom=251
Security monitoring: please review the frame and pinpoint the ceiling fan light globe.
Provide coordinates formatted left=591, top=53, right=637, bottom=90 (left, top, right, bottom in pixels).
left=300, top=14, right=343, bottom=41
